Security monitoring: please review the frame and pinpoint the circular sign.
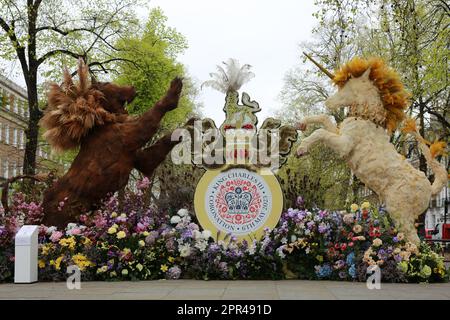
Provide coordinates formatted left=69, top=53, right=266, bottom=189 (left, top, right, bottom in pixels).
left=194, top=167, right=283, bottom=241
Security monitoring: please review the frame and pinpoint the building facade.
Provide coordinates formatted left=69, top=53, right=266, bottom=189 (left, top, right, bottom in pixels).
left=0, top=74, right=61, bottom=182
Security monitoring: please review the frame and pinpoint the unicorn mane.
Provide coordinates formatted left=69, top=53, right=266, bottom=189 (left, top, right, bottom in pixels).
left=333, top=57, right=410, bottom=132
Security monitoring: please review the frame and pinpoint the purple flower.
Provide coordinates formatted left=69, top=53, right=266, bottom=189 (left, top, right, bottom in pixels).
left=188, top=223, right=199, bottom=231
left=181, top=229, right=193, bottom=240
left=394, top=254, right=402, bottom=262
left=377, top=249, right=387, bottom=260
left=296, top=196, right=305, bottom=207
left=218, top=262, right=228, bottom=274
left=307, top=221, right=315, bottom=230
left=297, top=211, right=306, bottom=221
left=166, top=266, right=181, bottom=280
left=287, top=208, right=296, bottom=218
left=145, top=231, right=159, bottom=245
left=0, top=226, right=6, bottom=237
left=318, top=223, right=328, bottom=234
left=319, top=210, right=328, bottom=219
left=339, top=271, right=347, bottom=279
left=334, top=260, right=345, bottom=270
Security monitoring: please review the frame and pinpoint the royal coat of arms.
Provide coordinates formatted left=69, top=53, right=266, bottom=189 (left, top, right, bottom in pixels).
left=190, top=59, right=297, bottom=241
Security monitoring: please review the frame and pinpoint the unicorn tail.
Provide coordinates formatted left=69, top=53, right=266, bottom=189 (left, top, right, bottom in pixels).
left=402, top=118, right=448, bottom=196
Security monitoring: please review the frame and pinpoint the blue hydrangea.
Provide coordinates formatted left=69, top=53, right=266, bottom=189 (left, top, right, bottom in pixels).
left=315, top=264, right=333, bottom=278
left=348, top=264, right=357, bottom=278
left=346, top=252, right=355, bottom=265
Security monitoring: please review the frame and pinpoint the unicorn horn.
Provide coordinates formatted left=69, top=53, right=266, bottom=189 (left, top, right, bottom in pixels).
left=303, top=52, right=335, bottom=80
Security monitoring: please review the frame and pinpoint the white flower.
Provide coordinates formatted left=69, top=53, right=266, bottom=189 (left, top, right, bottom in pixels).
left=247, top=245, right=256, bottom=255
left=202, top=230, right=212, bottom=240
left=46, top=226, right=57, bottom=235
left=290, top=235, right=297, bottom=242
left=304, top=229, right=311, bottom=235
left=372, top=238, right=382, bottom=247
left=177, top=208, right=189, bottom=217
left=193, top=230, right=202, bottom=240
left=170, top=216, right=181, bottom=224
left=195, top=240, right=208, bottom=252
left=179, top=244, right=191, bottom=257
left=281, top=237, right=288, bottom=244
left=276, top=247, right=286, bottom=259
left=66, top=223, right=77, bottom=230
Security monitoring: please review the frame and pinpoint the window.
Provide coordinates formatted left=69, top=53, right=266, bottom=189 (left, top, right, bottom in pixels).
left=13, top=128, right=17, bottom=147
left=4, top=124, right=9, bottom=144
left=2, top=159, right=8, bottom=179
left=12, top=162, right=17, bottom=177
left=19, top=130, right=24, bottom=149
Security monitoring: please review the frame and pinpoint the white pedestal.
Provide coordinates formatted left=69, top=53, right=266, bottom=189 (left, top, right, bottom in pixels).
left=14, top=225, right=39, bottom=283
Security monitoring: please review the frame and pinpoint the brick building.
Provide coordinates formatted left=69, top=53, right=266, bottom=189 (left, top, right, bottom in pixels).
left=0, top=74, right=62, bottom=182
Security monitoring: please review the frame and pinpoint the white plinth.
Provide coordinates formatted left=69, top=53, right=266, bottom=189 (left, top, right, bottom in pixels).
left=14, top=225, right=39, bottom=283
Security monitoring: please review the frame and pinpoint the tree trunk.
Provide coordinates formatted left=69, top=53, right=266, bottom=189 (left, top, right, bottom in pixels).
left=22, top=70, right=41, bottom=175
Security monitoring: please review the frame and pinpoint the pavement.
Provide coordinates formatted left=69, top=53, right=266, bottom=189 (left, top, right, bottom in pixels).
left=0, top=280, right=449, bottom=300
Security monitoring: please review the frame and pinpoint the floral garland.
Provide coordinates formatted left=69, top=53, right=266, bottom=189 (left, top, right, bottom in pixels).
left=0, top=180, right=448, bottom=283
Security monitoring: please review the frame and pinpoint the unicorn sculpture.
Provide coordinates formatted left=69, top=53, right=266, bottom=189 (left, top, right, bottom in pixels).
left=297, top=54, right=448, bottom=244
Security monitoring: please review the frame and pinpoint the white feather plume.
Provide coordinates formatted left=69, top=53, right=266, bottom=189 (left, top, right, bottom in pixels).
left=201, top=58, right=255, bottom=93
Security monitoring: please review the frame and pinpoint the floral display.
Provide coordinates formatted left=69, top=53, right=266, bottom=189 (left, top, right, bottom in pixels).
left=0, top=181, right=448, bottom=283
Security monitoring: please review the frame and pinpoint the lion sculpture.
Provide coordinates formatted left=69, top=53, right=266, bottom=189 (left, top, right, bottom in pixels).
left=297, top=55, right=448, bottom=244
left=40, top=59, right=185, bottom=228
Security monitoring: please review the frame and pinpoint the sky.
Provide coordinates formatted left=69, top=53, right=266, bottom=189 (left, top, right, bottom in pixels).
left=147, top=0, right=317, bottom=125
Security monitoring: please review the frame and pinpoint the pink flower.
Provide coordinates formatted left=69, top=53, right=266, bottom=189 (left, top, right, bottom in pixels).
left=50, top=231, right=63, bottom=242
left=71, top=228, right=81, bottom=235
left=136, top=222, right=147, bottom=233
left=94, top=216, right=107, bottom=228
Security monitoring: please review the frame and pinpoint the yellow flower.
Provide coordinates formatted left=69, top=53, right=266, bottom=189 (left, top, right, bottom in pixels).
left=83, top=237, right=92, bottom=246
left=72, top=253, right=95, bottom=271
left=97, top=266, right=108, bottom=274
left=316, top=255, right=323, bottom=262
left=110, top=271, right=117, bottom=277
left=121, top=269, right=128, bottom=276
left=59, top=237, right=76, bottom=250
left=396, top=233, right=405, bottom=241
left=138, top=240, right=145, bottom=247
left=350, top=204, right=359, bottom=212
left=54, top=256, right=64, bottom=271
left=160, top=264, right=169, bottom=272
left=136, top=263, right=143, bottom=272
left=41, top=244, right=53, bottom=256
left=361, top=201, right=370, bottom=209
left=38, top=259, right=46, bottom=269
left=111, top=212, right=118, bottom=218
left=120, top=213, right=127, bottom=218
left=107, top=227, right=117, bottom=234
left=142, top=231, right=149, bottom=237
left=168, top=256, right=175, bottom=263
left=116, top=231, right=126, bottom=239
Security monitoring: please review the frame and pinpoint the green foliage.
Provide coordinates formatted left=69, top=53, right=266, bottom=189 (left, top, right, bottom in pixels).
left=278, top=139, right=352, bottom=210
left=114, top=8, right=197, bottom=132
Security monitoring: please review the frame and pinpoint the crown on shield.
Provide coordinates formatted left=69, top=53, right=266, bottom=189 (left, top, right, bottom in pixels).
left=225, top=187, right=252, bottom=215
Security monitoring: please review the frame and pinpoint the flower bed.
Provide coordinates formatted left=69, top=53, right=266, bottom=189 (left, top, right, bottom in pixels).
left=0, top=180, right=448, bottom=283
